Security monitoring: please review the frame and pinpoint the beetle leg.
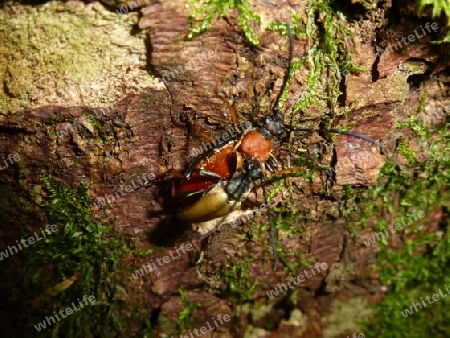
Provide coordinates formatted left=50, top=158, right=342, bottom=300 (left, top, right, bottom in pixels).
left=190, top=123, right=217, bottom=147
left=198, top=169, right=223, bottom=181
left=183, top=111, right=217, bottom=146
left=184, top=157, right=203, bottom=179
left=161, top=169, right=185, bottom=197
left=230, top=150, right=238, bottom=175
left=164, top=168, right=184, bottom=179
left=265, top=154, right=279, bottom=172
left=219, top=97, right=239, bottom=125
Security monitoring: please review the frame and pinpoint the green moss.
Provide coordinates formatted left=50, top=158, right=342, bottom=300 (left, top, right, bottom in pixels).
left=0, top=177, right=130, bottom=337
left=186, top=0, right=260, bottom=44
left=418, top=0, right=450, bottom=25
left=431, top=30, right=450, bottom=43
left=216, top=257, right=259, bottom=303
left=176, top=289, right=202, bottom=333
left=280, top=251, right=311, bottom=276
left=351, top=115, right=450, bottom=336
left=270, top=0, right=366, bottom=117
left=417, top=0, right=450, bottom=56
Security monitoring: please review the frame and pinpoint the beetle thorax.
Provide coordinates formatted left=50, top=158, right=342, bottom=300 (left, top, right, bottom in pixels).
left=238, top=130, right=272, bottom=162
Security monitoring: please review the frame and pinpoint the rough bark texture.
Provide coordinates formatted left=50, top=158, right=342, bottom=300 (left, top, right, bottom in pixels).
left=0, top=0, right=448, bottom=337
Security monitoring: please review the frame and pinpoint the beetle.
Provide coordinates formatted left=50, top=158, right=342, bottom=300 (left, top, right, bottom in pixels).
left=172, top=25, right=380, bottom=271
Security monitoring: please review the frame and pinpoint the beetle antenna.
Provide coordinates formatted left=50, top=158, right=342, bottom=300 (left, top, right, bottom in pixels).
left=327, top=129, right=379, bottom=145
left=283, top=126, right=379, bottom=146
left=272, top=24, right=293, bottom=119
left=259, top=169, right=278, bottom=271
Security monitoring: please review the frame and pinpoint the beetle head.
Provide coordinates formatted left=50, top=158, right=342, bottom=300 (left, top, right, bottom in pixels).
left=260, top=111, right=285, bottom=139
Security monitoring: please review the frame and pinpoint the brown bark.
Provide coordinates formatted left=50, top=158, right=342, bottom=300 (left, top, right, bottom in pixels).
left=0, top=0, right=448, bottom=336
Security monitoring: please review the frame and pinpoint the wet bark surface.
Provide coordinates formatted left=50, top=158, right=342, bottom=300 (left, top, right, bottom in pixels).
left=0, top=0, right=448, bottom=336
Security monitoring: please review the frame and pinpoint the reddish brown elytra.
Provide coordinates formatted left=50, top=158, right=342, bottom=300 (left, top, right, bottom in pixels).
left=172, top=25, right=380, bottom=271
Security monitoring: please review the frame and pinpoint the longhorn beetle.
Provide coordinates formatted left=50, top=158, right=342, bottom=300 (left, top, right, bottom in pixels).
left=172, top=25, right=379, bottom=271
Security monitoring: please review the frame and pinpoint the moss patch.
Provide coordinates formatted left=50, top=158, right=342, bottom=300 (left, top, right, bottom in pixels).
left=0, top=177, right=130, bottom=336
left=0, top=0, right=159, bottom=114
left=355, top=115, right=450, bottom=336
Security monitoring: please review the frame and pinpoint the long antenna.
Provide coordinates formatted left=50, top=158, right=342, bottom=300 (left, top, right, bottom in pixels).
left=270, top=24, right=378, bottom=147
left=272, top=24, right=293, bottom=117
left=259, top=165, right=278, bottom=271
left=283, top=126, right=379, bottom=145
